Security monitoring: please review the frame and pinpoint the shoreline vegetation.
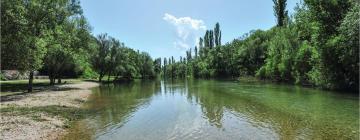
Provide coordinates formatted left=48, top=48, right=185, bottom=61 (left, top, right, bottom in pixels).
left=0, top=80, right=99, bottom=140
left=1, top=0, right=358, bottom=95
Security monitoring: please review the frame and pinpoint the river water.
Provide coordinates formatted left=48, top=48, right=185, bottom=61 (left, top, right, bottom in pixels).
left=62, top=79, right=359, bottom=140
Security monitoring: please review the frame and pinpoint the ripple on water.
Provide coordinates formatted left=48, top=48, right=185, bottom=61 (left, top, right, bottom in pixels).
left=62, top=80, right=359, bottom=140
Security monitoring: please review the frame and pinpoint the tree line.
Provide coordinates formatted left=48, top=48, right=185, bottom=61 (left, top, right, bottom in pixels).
left=161, top=0, right=359, bottom=92
left=92, top=33, right=159, bottom=82
left=1, top=0, right=358, bottom=92
left=1, top=0, right=160, bottom=92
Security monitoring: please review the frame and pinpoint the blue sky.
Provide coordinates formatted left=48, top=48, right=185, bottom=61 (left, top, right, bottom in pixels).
left=80, top=0, right=300, bottom=60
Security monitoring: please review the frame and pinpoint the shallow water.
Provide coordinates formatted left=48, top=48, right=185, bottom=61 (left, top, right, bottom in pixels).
left=63, top=79, right=359, bottom=140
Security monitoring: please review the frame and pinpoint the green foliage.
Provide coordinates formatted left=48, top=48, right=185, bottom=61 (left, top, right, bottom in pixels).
left=91, top=35, right=157, bottom=81
left=153, top=58, right=162, bottom=74
left=92, top=34, right=111, bottom=82
left=273, top=0, right=288, bottom=27
left=1, top=0, right=88, bottom=91
left=139, top=52, right=156, bottom=78
left=292, top=41, right=315, bottom=84
left=305, top=0, right=358, bottom=91
left=260, top=27, right=299, bottom=81
left=214, top=22, right=222, bottom=46
left=2, top=0, right=358, bottom=92
left=163, top=1, right=358, bottom=92
left=235, top=30, right=271, bottom=76
left=37, top=2, right=92, bottom=83
left=0, top=72, right=6, bottom=81
left=80, top=64, right=99, bottom=79
left=303, top=0, right=352, bottom=41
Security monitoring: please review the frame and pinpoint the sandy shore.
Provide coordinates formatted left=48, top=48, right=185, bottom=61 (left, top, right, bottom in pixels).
left=0, top=81, right=99, bottom=140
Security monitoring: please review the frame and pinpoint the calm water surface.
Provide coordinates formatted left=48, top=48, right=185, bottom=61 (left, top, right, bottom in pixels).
left=63, top=79, right=359, bottom=140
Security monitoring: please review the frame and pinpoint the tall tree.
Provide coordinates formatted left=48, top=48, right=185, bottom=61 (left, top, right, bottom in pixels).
left=199, top=37, right=204, bottom=58
left=214, top=23, right=222, bottom=46
left=92, top=33, right=110, bottom=82
left=273, top=0, right=288, bottom=27
left=106, top=38, right=121, bottom=81
left=209, top=30, right=214, bottom=49
left=195, top=46, right=198, bottom=58
left=199, top=37, right=204, bottom=48
left=186, top=48, right=192, bottom=61
left=44, top=20, right=77, bottom=85
left=204, top=31, right=209, bottom=48
left=139, top=52, right=155, bottom=78
left=303, top=0, right=352, bottom=42
left=154, top=58, right=161, bottom=74
left=163, top=58, right=167, bottom=76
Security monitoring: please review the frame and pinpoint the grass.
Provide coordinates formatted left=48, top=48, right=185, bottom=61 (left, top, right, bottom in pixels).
left=0, top=79, right=82, bottom=96
left=1, top=105, right=95, bottom=128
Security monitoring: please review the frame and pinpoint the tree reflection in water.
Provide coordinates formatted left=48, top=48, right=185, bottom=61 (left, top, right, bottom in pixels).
left=63, top=79, right=359, bottom=140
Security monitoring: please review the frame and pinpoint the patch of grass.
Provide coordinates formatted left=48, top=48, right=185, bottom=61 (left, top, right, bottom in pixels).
left=0, top=79, right=82, bottom=96
left=1, top=105, right=94, bottom=127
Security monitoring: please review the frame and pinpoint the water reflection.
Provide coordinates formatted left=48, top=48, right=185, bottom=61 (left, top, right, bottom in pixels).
left=62, top=79, right=359, bottom=140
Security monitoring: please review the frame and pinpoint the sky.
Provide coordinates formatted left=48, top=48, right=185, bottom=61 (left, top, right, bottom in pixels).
left=80, top=0, right=300, bottom=60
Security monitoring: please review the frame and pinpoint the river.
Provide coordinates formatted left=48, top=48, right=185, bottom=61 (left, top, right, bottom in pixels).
left=62, top=79, right=359, bottom=140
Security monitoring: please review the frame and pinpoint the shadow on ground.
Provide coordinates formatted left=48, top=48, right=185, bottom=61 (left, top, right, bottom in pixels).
left=0, top=83, right=81, bottom=102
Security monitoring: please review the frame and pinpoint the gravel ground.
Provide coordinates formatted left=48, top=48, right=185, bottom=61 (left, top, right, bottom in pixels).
left=0, top=81, right=99, bottom=140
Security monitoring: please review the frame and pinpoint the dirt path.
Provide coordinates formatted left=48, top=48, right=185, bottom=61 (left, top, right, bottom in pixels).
left=0, top=81, right=99, bottom=140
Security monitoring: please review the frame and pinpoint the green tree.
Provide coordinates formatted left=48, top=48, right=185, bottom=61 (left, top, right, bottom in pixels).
left=44, top=45, right=75, bottom=84
left=106, top=38, right=121, bottom=81
left=44, top=20, right=77, bottom=84
left=209, top=30, right=214, bottom=49
left=154, top=58, right=162, bottom=74
left=273, top=0, right=288, bottom=27
left=186, top=48, right=192, bottom=61
left=195, top=46, right=198, bottom=58
left=260, top=27, right=299, bottom=81
left=139, top=52, right=155, bottom=78
left=214, top=23, right=222, bottom=46
left=1, top=0, right=82, bottom=92
left=163, top=58, right=167, bottom=77
left=92, top=34, right=110, bottom=82
left=198, top=37, right=204, bottom=58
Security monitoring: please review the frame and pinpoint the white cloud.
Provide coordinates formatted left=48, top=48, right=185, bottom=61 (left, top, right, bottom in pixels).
left=163, top=13, right=206, bottom=51
left=163, top=13, right=206, bottom=30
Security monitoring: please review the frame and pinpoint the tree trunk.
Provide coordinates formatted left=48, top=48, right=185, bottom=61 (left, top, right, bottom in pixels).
left=99, top=74, right=103, bottom=82
left=57, top=78, right=61, bottom=84
left=49, top=77, right=54, bottom=85
left=50, top=78, right=55, bottom=85
left=49, top=73, right=54, bottom=85
left=107, top=72, right=111, bottom=82
left=28, top=71, right=34, bottom=92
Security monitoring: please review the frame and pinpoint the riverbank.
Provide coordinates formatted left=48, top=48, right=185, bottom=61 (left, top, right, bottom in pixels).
left=0, top=81, right=99, bottom=140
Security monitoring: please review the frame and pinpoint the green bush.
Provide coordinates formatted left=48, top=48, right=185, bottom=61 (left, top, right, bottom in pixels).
left=292, top=41, right=314, bottom=85
left=260, top=27, right=299, bottom=82
left=0, top=72, right=7, bottom=81
left=81, top=65, right=99, bottom=79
